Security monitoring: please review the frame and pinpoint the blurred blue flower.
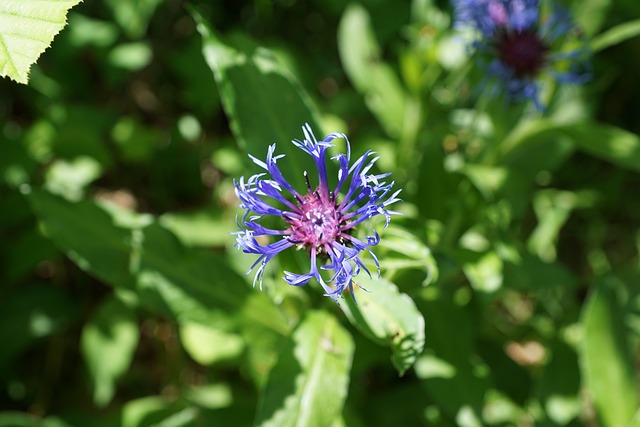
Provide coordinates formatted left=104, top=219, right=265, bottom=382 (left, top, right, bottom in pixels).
left=452, top=0, right=590, bottom=109
left=234, top=124, right=401, bottom=302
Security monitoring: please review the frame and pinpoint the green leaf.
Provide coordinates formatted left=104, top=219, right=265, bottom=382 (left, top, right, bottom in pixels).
left=0, top=412, right=72, bottom=427
left=415, top=288, right=489, bottom=427
left=572, top=0, right=612, bottom=37
left=256, top=310, right=354, bottom=427
left=0, top=284, right=76, bottom=368
left=192, top=7, right=323, bottom=190
left=338, top=3, right=407, bottom=138
left=28, top=189, right=134, bottom=288
left=462, top=250, right=503, bottom=293
left=121, top=396, right=197, bottom=427
left=81, top=295, right=139, bottom=407
left=159, top=208, right=231, bottom=247
left=134, top=223, right=249, bottom=326
left=341, top=275, right=425, bottom=375
left=103, top=0, right=162, bottom=39
left=499, top=120, right=640, bottom=175
left=527, top=190, right=595, bottom=262
left=561, top=123, right=640, bottom=173
left=581, top=277, right=637, bottom=427
left=591, top=19, right=640, bottom=52
left=28, top=190, right=251, bottom=325
left=537, top=340, right=581, bottom=425
left=377, top=225, right=438, bottom=286
left=0, top=0, right=83, bottom=84
left=179, top=322, right=244, bottom=366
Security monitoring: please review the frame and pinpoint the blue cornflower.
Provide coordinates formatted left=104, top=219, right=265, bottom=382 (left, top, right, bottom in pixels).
left=452, top=0, right=590, bottom=109
left=234, top=124, right=401, bottom=302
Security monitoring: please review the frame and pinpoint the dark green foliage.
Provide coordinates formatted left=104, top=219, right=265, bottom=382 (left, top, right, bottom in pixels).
left=1, top=0, right=639, bottom=426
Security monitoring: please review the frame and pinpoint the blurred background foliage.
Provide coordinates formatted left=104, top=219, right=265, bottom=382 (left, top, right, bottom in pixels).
left=1, top=0, right=639, bottom=426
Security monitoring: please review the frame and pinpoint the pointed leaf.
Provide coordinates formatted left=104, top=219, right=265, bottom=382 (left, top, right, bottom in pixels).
left=561, top=123, right=640, bottom=173
left=591, top=19, right=640, bottom=52
left=581, top=277, right=637, bottom=427
left=338, top=4, right=407, bottom=138
left=256, top=310, right=354, bottom=427
left=0, top=0, right=83, bottom=84
left=191, top=7, right=322, bottom=190
left=341, top=275, right=425, bottom=375
left=28, top=190, right=250, bottom=325
left=28, top=189, right=134, bottom=288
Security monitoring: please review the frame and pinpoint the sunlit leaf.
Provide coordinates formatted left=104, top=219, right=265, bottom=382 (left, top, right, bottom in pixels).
left=377, top=225, right=438, bottom=286
left=256, top=310, right=354, bottom=427
left=81, top=295, right=139, bottom=407
left=121, top=397, right=197, bottom=427
left=341, top=275, right=425, bottom=375
left=102, top=0, right=162, bottom=39
left=0, top=0, right=83, bottom=84
left=561, top=123, right=640, bottom=173
left=28, top=190, right=251, bottom=326
left=338, top=4, right=407, bottom=138
left=591, top=19, right=640, bottom=52
left=28, top=189, right=134, bottom=288
left=179, top=322, right=244, bottom=366
left=582, top=277, right=637, bottom=427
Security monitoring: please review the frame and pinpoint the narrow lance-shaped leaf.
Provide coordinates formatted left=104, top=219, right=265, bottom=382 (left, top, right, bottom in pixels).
left=191, top=6, right=323, bottom=190
left=590, top=19, right=640, bottom=53
left=256, top=310, right=354, bottom=427
left=0, top=0, right=83, bottom=84
left=581, top=277, right=637, bottom=427
left=498, top=119, right=640, bottom=174
left=341, top=275, right=425, bottom=375
left=338, top=4, right=407, bottom=138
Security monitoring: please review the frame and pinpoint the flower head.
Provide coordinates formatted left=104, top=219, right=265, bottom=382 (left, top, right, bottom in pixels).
left=452, top=0, right=590, bottom=109
left=234, top=124, right=400, bottom=302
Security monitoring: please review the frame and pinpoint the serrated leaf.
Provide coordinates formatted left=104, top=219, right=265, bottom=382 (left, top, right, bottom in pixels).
left=81, top=295, right=139, bottom=407
left=341, top=275, right=425, bottom=375
left=191, top=7, right=323, bottom=191
left=0, top=0, right=83, bottom=84
left=581, top=277, right=637, bottom=427
left=256, top=310, right=354, bottom=427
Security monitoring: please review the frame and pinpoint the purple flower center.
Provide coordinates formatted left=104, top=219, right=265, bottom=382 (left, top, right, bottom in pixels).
left=495, top=28, right=548, bottom=77
left=287, top=190, right=342, bottom=249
